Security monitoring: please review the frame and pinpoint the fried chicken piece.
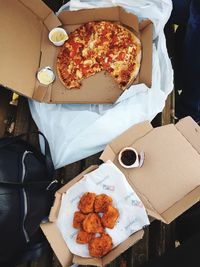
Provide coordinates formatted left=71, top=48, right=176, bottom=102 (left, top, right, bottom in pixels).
left=88, top=233, right=113, bottom=257
left=83, top=213, right=104, bottom=234
left=101, top=205, right=119, bottom=229
left=94, top=194, right=113, bottom=213
left=76, top=230, right=95, bottom=244
left=73, top=211, right=86, bottom=229
left=78, top=192, right=96, bottom=214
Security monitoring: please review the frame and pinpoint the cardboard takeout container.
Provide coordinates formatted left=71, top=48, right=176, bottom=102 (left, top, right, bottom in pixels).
left=41, top=117, right=200, bottom=266
left=0, top=0, right=152, bottom=104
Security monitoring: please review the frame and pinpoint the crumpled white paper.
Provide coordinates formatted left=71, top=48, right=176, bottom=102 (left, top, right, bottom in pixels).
left=56, top=161, right=149, bottom=258
left=29, top=0, right=173, bottom=168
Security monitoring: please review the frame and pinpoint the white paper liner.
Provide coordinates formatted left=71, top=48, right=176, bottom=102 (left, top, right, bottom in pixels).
left=56, top=161, right=149, bottom=258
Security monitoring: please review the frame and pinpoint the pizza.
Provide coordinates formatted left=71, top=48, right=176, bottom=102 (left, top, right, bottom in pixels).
left=57, top=21, right=141, bottom=90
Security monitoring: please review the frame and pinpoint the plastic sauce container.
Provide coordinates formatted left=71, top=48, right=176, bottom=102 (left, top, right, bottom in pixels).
left=49, top=28, right=68, bottom=46
left=118, top=147, right=145, bottom=169
left=37, top=67, right=55, bottom=85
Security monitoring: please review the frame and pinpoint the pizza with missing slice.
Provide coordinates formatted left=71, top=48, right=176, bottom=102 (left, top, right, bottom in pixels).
left=57, top=21, right=141, bottom=90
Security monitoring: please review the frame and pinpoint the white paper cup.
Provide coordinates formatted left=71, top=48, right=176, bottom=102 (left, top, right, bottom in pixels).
left=118, top=147, right=140, bottom=169
left=49, top=27, right=68, bottom=46
left=37, top=67, right=55, bottom=85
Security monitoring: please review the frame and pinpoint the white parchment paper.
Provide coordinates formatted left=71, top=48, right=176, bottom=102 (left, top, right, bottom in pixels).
left=56, top=161, right=149, bottom=257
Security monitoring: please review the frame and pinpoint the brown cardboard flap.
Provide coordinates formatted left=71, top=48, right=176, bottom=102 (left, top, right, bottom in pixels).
left=20, top=0, right=61, bottom=30
left=19, top=0, right=52, bottom=20
left=0, top=0, right=60, bottom=100
left=146, top=209, right=164, bottom=222
left=161, top=186, right=200, bottom=224
left=73, top=255, right=102, bottom=267
left=102, top=230, right=144, bottom=266
left=0, top=0, right=42, bottom=98
left=140, top=19, right=152, bottom=31
left=100, top=145, right=116, bottom=162
left=175, top=116, right=200, bottom=154
left=140, top=22, right=153, bottom=88
left=73, top=230, right=144, bottom=267
left=119, top=7, right=139, bottom=32
left=58, top=7, right=121, bottom=25
left=32, top=85, right=50, bottom=102
left=49, top=192, right=62, bottom=223
left=40, top=222, right=73, bottom=267
left=100, top=121, right=153, bottom=158
left=101, top=120, right=200, bottom=223
left=44, top=12, right=62, bottom=31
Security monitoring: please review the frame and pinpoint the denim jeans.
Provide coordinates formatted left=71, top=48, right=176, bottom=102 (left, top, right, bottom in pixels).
left=170, top=0, right=200, bottom=122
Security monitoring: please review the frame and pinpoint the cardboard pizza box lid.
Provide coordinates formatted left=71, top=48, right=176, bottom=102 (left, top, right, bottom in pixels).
left=0, top=0, right=61, bottom=99
left=0, top=2, right=152, bottom=104
left=100, top=116, right=200, bottom=224
left=41, top=165, right=144, bottom=267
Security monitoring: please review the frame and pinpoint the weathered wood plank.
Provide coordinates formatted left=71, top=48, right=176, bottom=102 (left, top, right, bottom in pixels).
left=52, top=255, right=62, bottom=267
left=162, top=92, right=174, bottom=125
left=61, top=161, right=83, bottom=184
left=0, top=87, right=12, bottom=137
left=82, top=152, right=102, bottom=169
left=148, top=220, right=176, bottom=260
left=111, top=229, right=149, bottom=267
left=14, top=97, right=31, bottom=137
left=29, top=248, right=53, bottom=267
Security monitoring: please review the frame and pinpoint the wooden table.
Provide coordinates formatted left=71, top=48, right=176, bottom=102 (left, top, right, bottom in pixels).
left=0, top=1, right=176, bottom=266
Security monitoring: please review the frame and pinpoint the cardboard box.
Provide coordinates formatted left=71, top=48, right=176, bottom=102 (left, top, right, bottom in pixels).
left=41, top=117, right=200, bottom=266
left=0, top=1, right=152, bottom=104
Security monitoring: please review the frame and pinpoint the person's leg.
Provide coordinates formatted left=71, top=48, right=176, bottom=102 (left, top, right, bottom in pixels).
left=175, top=0, right=200, bottom=122
left=169, top=1, right=190, bottom=112
left=170, top=0, right=190, bottom=25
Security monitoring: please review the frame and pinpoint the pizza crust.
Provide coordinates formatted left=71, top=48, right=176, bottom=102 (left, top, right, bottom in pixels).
left=123, top=29, right=142, bottom=90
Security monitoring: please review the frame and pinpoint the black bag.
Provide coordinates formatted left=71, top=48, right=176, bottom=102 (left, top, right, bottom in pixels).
left=0, top=132, right=58, bottom=265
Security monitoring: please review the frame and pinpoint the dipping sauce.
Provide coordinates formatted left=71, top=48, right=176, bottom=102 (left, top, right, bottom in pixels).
left=51, top=31, right=67, bottom=42
left=121, top=149, right=137, bottom=166
left=37, top=67, right=55, bottom=85
left=118, top=147, right=140, bottom=169
left=49, top=27, right=68, bottom=46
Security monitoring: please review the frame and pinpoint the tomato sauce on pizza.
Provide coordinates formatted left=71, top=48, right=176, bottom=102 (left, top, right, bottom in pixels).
left=57, top=21, right=141, bottom=90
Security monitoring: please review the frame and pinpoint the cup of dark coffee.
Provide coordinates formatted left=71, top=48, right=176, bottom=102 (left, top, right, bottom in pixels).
left=118, top=147, right=144, bottom=168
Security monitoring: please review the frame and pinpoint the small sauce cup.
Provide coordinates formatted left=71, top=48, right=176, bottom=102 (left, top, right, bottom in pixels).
left=49, top=27, right=68, bottom=46
left=37, top=67, right=55, bottom=85
left=118, top=147, right=144, bottom=169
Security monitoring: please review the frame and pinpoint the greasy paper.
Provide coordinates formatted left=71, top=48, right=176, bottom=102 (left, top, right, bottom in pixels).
left=56, top=161, right=149, bottom=258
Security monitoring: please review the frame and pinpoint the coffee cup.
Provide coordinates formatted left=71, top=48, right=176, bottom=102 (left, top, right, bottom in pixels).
left=118, top=147, right=144, bottom=169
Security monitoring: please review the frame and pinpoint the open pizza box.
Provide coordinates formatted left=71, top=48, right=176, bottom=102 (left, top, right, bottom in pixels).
left=0, top=0, right=152, bottom=104
left=41, top=116, right=200, bottom=266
